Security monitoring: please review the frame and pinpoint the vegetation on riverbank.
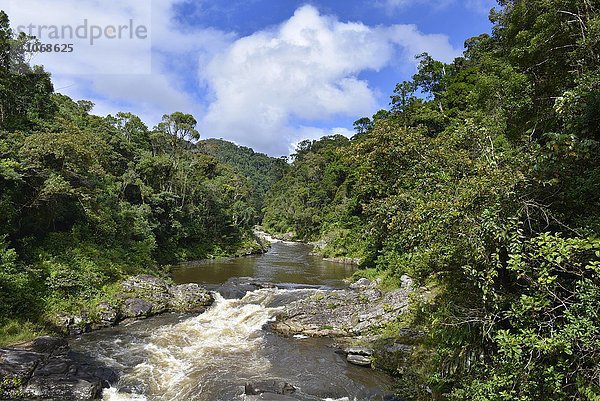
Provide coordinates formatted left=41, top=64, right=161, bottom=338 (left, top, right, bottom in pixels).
left=263, top=1, right=600, bottom=399
left=2, top=1, right=600, bottom=399
left=0, top=10, right=282, bottom=344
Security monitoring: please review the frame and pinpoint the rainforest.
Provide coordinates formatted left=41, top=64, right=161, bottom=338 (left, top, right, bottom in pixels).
left=1, top=1, right=600, bottom=400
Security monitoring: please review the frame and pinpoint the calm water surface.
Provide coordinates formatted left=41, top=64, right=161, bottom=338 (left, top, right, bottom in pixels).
left=171, top=242, right=356, bottom=288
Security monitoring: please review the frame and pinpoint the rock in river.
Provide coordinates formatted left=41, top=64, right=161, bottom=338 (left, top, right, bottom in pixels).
left=245, top=379, right=296, bottom=395
left=271, top=276, right=413, bottom=337
left=169, top=283, right=214, bottom=313
left=0, top=336, right=117, bottom=400
left=52, top=275, right=215, bottom=336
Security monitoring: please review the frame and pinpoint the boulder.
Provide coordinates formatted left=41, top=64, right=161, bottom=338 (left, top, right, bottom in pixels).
left=122, top=298, right=153, bottom=319
left=272, top=285, right=410, bottom=337
left=245, top=380, right=296, bottom=395
left=346, top=354, right=371, bottom=366
left=0, top=337, right=117, bottom=401
left=349, top=278, right=371, bottom=289
left=50, top=314, right=92, bottom=336
left=96, top=302, right=119, bottom=326
left=344, top=346, right=374, bottom=367
left=169, top=284, right=214, bottom=312
left=121, top=275, right=171, bottom=313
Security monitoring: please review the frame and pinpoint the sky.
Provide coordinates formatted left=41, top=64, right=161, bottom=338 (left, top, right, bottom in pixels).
left=1, top=0, right=498, bottom=156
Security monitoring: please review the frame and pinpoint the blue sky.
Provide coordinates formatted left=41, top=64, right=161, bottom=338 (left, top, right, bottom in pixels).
left=2, top=0, right=497, bottom=155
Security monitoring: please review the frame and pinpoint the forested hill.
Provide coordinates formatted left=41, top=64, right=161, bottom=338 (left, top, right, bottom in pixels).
left=263, top=1, right=600, bottom=399
left=199, top=138, right=288, bottom=215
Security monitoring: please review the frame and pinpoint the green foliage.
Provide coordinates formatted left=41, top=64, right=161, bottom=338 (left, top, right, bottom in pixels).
left=0, top=11, right=281, bottom=343
left=262, top=134, right=353, bottom=241
left=200, top=138, right=288, bottom=217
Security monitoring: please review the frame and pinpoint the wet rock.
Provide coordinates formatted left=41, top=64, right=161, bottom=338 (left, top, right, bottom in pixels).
left=122, top=298, right=153, bottom=319
left=347, top=354, right=372, bottom=366
left=28, top=336, right=69, bottom=354
left=245, top=380, right=296, bottom=395
left=169, top=283, right=214, bottom=313
left=271, top=285, right=410, bottom=337
left=0, top=337, right=117, bottom=400
left=25, top=374, right=102, bottom=401
left=218, top=277, right=277, bottom=299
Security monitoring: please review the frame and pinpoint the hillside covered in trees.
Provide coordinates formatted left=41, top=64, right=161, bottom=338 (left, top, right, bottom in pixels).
left=263, top=0, right=600, bottom=399
left=200, top=138, right=288, bottom=217
left=1, top=0, right=600, bottom=399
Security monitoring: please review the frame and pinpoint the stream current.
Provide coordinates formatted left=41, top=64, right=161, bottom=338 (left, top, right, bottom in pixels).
left=71, top=242, right=396, bottom=401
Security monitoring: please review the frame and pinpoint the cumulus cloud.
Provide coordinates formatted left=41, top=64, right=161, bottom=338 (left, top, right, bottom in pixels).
left=1, top=0, right=231, bottom=125
left=200, top=5, right=460, bottom=155
left=1, top=1, right=461, bottom=155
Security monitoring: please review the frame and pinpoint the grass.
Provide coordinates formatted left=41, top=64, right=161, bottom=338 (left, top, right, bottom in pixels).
left=352, top=267, right=401, bottom=291
left=0, top=319, right=47, bottom=347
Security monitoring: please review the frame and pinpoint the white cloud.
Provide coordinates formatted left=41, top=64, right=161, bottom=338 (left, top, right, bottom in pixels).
left=1, top=1, right=461, bottom=155
left=4, top=0, right=152, bottom=74
left=1, top=0, right=232, bottom=126
left=200, top=5, right=460, bottom=155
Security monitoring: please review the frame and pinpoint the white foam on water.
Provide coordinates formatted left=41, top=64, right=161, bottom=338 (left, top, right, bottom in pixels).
left=104, top=289, right=287, bottom=401
left=103, top=387, right=147, bottom=401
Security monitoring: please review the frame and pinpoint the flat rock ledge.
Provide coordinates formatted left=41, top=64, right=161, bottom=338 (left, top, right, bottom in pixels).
left=271, top=276, right=423, bottom=373
left=0, top=336, right=117, bottom=401
left=271, top=276, right=413, bottom=338
left=52, top=275, right=215, bottom=336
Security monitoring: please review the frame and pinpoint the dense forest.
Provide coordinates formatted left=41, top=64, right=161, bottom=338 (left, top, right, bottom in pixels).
left=0, top=10, right=288, bottom=344
left=1, top=0, right=600, bottom=399
left=200, top=138, right=289, bottom=217
left=263, top=0, right=600, bottom=399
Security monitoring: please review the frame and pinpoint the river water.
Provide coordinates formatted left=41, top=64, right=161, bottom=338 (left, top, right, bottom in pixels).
left=71, top=242, right=396, bottom=401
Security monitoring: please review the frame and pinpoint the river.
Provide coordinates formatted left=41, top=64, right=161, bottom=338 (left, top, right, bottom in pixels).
left=71, top=242, right=396, bottom=401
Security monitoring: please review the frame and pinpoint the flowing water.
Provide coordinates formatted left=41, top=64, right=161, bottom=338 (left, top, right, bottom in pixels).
left=71, top=242, right=396, bottom=401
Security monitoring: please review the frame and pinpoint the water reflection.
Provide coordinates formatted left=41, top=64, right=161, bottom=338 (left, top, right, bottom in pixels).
left=171, top=242, right=356, bottom=288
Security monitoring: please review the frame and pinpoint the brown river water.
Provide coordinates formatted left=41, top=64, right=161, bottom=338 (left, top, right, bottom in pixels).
left=71, top=242, right=397, bottom=401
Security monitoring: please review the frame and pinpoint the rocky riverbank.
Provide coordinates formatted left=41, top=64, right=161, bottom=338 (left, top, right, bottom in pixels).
left=0, top=336, right=117, bottom=400
left=0, top=275, right=216, bottom=400
left=52, top=275, right=214, bottom=336
left=271, top=276, right=421, bottom=371
left=1, top=273, right=417, bottom=399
